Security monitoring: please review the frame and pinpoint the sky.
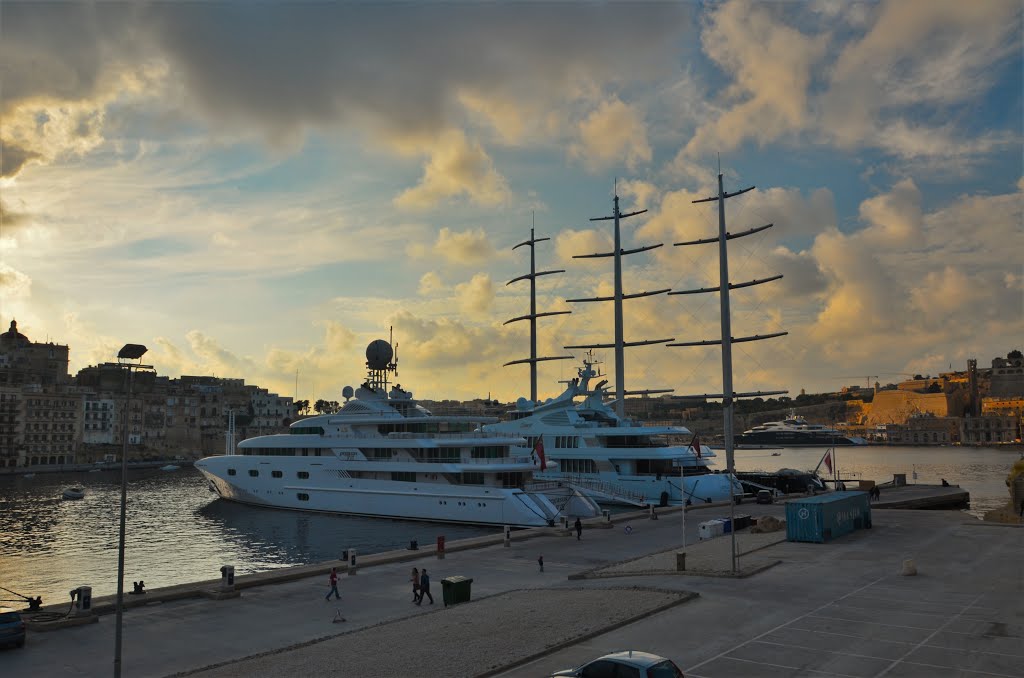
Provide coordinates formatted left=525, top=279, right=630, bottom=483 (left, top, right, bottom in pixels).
left=1, top=1, right=1022, bottom=406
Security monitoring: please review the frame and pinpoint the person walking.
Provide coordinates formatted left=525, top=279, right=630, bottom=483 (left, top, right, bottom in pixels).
left=574, top=517, right=583, bottom=541
left=538, top=554, right=544, bottom=572
left=410, top=567, right=421, bottom=603
left=325, top=567, right=340, bottom=601
left=417, top=568, right=434, bottom=605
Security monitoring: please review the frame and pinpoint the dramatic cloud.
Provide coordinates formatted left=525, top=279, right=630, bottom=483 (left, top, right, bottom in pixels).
left=454, top=273, right=496, bottom=315
left=571, top=98, right=653, bottom=171
left=407, top=227, right=497, bottom=265
left=394, top=131, right=510, bottom=209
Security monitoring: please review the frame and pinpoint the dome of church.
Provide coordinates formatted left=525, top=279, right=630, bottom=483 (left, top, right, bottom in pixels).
left=0, top=320, right=31, bottom=349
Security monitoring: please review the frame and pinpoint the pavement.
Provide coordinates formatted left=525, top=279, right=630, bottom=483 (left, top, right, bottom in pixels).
left=2, top=502, right=1021, bottom=678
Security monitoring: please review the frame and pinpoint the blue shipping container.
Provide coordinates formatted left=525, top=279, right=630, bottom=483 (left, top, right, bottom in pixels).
left=785, top=491, right=872, bottom=543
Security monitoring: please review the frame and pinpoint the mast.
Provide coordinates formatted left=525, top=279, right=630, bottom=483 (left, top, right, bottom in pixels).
left=670, top=172, right=788, bottom=573
left=504, top=225, right=573, bottom=403
left=565, top=190, right=674, bottom=418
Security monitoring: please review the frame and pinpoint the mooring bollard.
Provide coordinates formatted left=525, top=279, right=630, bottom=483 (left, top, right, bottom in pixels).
left=348, top=549, right=358, bottom=575
left=675, top=552, right=686, bottom=572
left=649, top=504, right=658, bottom=520
left=219, top=565, right=235, bottom=591
left=437, top=535, right=446, bottom=560
left=504, top=525, right=511, bottom=548
left=70, top=586, right=93, bottom=616
left=900, top=558, right=917, bottom=576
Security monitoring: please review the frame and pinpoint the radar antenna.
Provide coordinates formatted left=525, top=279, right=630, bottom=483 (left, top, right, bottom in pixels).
left=365, top=329, right=398, bottom=391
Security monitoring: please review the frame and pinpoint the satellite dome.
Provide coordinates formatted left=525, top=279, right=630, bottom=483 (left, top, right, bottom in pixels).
left=516, top=397, right=531, bottom=411
left=342, top=386, right=354, bottom=400
left=366, top=339, right=393, bottom=370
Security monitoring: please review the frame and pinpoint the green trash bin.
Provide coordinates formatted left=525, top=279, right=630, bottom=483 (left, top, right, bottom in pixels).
left=441, top=576, right=473, bottom=607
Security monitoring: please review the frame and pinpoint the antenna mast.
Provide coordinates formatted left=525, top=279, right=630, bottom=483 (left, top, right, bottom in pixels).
left=504, top=225, right=574, bottom=402
left=670, top=171, right=788, bottom=573
left=565, top=191, right=674, bottom=417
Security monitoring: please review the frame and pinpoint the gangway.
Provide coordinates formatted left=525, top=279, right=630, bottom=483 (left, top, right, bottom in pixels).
left=549, top=474, right=650, bottom=507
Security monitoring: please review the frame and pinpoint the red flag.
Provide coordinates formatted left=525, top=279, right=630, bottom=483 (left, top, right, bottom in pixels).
left=823, top=450, right=833, bottom=475
left=533, top=437, right=547, bottom=469
left=691, top=435, right=701, bottom=459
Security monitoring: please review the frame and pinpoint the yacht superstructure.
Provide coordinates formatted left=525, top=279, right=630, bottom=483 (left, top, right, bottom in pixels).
left=197, top=338, right=579, bottom=527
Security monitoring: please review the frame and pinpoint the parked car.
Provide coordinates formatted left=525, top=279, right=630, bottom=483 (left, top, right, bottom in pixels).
left=550, top=650, right=684, bottom=678
left=0, top=607, right=26, bottom=649
left=755, top=489, right=774, bottom=504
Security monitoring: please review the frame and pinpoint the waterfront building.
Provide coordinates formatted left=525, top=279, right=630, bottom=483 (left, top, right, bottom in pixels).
left=0, top=320, right=70, bottom=387
left=989, top=351, right=1024, bottom=397
left=885, top=413, right=960, bottom=445
left=961, top=414, right=1021, bottom=444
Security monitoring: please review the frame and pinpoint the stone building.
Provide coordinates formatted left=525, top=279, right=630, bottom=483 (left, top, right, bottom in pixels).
left=989, top=352, right=1024, bottom=397
left=961, top=414, right=1021, bottom=444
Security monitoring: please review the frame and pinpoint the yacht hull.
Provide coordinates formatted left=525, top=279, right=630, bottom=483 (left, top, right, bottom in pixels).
left=737, top=432, right=866, bottom=446
left=196, top=456, right=558, bottom=528
left=535, top=469, right=740, bottom=506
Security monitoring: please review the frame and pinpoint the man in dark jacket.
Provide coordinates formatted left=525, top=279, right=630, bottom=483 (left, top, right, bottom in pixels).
left=417, top=569, right=434, bottom=605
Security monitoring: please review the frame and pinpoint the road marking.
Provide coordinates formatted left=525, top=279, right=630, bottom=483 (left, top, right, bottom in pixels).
left=684, top=573, right=889, bottom=674
left=712, top=655, right=862, bottom=677
left=873, top=592, right=985, bottom=678
left=806, top=613, right=938, bottom=631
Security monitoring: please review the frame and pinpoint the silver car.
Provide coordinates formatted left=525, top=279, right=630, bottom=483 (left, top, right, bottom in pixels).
left=550, top=650, right=684, bottom=678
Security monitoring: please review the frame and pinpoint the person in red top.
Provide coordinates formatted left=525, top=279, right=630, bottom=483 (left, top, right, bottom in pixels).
left=325, top=567, right=340, bottom=600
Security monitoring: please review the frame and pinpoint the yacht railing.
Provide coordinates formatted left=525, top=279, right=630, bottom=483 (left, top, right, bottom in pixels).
left=336, top=451, right=534, bottom=465
left=555, top=473, right=649, bottom=505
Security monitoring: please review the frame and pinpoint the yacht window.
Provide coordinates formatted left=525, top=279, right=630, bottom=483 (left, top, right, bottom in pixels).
left=227, top=468, right=236, bottom=476
left=462, top=472, right=485, bottom=485
left=297, top=493, right=309, bottom=501
left=554, top=436, right=579, bottom=448
left=558, top=459, right=596, bottom=474
left=297, top=471, right=310, bottom=479
left=272, top=470, right=283, bottom=478
left=470, top=446, right=504, bottom=459
left=248, top=469, right=259, bottom=477
left=391, top=472, right=416, bottom=482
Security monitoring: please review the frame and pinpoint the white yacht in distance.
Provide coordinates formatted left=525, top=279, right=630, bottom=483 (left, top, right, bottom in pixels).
left=486, top=355, right=739, bottom=506
left=737, top=413, right=867, bottom=447
left=197, top=338, right=582, bottom=527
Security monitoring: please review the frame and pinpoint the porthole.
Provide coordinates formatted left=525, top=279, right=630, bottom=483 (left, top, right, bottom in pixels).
left=248, top=470, right=259, bottom=477
left=297, top=493, right=309, bottom=501
left=297, top=471, right=309, bottom=479
left=272, top=470, right=283, bottom=478
left=227, top=469, right=236, bottom=476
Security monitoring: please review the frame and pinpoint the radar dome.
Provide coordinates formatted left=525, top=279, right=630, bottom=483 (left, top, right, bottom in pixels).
left=342, top=386, right=354, bottom=400
left=366, top=339, right=394, bottom=370
left=516, top=397, right=531, bottom=411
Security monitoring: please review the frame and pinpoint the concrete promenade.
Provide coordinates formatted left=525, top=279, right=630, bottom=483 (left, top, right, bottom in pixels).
left=2, top=505, right=1021, bottom=678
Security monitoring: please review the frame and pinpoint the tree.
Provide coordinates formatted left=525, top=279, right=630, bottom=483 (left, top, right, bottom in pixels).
left=314, top=399, right=329, bottom=414
left=294, top=399, right=310, bottom=415
left=1009, top=349, right=1022, bottom=361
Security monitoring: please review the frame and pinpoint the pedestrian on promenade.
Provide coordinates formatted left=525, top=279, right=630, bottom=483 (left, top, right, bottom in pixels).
left=574, top=517, right=583, bottom=541
left=410, top=567, right=420, bottom=603
left=538, top=554, right=544, bottom=572
left=417, top=568, right=434, bottom=605
left=325, top=567, right=340, bottom=601
left=1019, top=499, right=1023, bottom=518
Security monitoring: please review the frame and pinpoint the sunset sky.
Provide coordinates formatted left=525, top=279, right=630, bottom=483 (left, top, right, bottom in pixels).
left=2, top=1, right=1021, bottom=405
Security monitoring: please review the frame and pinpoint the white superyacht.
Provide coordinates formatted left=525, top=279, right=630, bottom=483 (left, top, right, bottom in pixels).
left=197, top=338, right=575, bottom=527
left=486, top=225, right=739, bottom=507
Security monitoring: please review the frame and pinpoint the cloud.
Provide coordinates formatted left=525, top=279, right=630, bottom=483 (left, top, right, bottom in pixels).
left=394, top=130, right=510, bottom=209
left=454, top=273, right=495, bottom=315
left=185, top=330, right=258, bottom=377
left=418, top=271, right=445, bottom=296
left=407, top=227, right=497, bottom=265
left=858, top=178, right=922, bottom=246
left=570, top=98, right=652, bottom=171
left=685, top=0, right=827, bottom=156
left=0, top=264, right=32, bottom=299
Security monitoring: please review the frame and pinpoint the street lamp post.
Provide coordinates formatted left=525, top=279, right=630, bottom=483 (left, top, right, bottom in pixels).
left=114, top=343, right=151, bottom=678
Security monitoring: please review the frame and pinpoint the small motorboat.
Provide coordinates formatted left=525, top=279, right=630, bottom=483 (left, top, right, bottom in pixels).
left=159, top=464, right=180, bottom=472
left=771, top=452, right=782, bottom=457
left=63, top=487, right=86, bottom=500
left=22, top=473, right=36, bottom=478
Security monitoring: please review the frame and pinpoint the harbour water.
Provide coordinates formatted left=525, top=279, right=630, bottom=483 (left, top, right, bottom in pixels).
left=0, top=445, right=1017, bottom=607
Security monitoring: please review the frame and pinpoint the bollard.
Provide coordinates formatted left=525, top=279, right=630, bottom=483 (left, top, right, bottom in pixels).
left=504, top=525, right=511, bottom=548
left=70, top=586, right=92, bottom=616
left=348, top=549, right=358, bottom=575
left=219, top=565, right=235, bottom=591
left=649, top=504, right=658, bottom=520
left=675, top=552, right=686, bottom=572
left=437, top=535, right=445, bottom=560
left=603, top=509, right=612, bottom=523
left=900, top=558, right=917, bottom=576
